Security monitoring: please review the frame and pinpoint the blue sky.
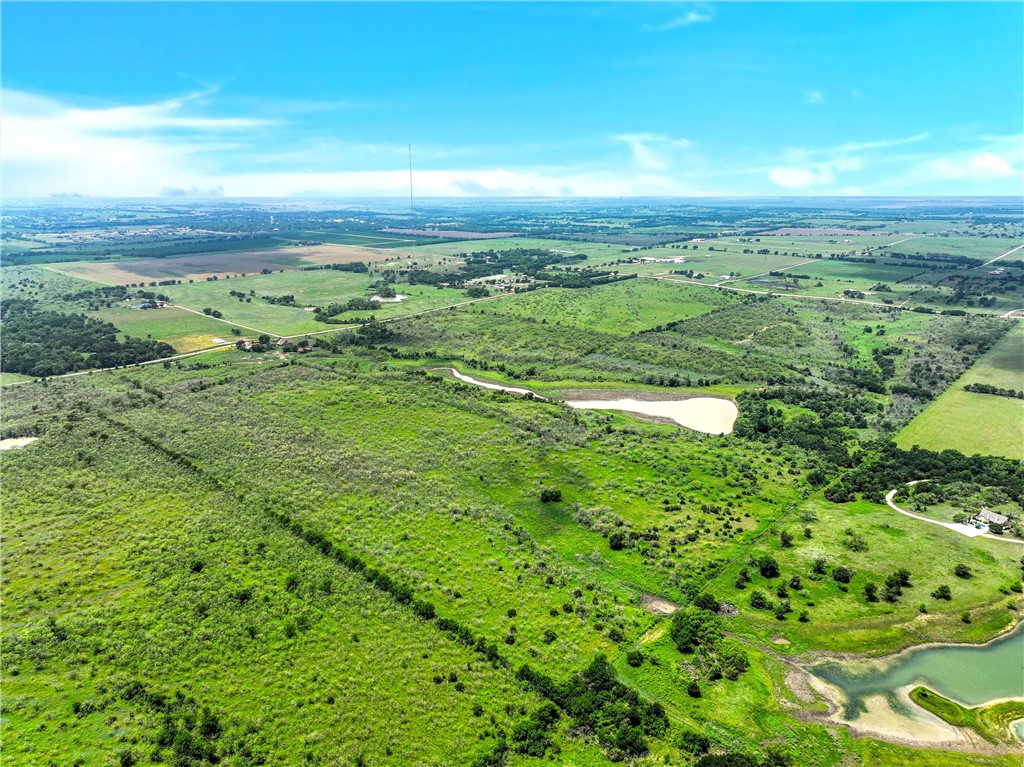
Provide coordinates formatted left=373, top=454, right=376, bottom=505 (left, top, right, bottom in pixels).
left=2, top=2, right=1022, bottom=197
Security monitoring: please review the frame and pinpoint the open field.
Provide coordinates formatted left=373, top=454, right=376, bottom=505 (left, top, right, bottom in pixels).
left=898, top=323, right=1024, bottom=459
left=481, top=278, right=732, bottom=335
left=97, top=306, right=239, bottom=351
left=5, top=200, right=1024, bottom=766
left=279, top=229, right=435, bottom=247
left=42, top=243, right=405, bottom=284
left=152, top=272, right=475, bottom=336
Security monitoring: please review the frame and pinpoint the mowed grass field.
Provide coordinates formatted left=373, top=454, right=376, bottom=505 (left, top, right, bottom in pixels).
left=897, top=322, right=1024, bottom=459
left=150, top=270, right=477, bottom=336
left=99, top=307, right=238, bottom=351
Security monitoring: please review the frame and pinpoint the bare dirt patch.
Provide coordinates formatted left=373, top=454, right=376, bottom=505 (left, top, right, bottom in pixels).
left=640, top=594, right=680, bottom=616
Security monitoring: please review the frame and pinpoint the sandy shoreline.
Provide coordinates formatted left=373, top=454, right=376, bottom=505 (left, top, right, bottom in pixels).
left=785, top=662, right=1023, bottom=753
left=776, top=620, right=1024, bottom=753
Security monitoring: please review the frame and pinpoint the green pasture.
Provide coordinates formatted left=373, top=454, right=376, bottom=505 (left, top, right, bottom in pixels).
left=99, top=306, right=236, bottom=351
left=412, top=236, right=630, bottom=264
left=711, top=494, right=1023, bottom=657
left=481, top=278, right=731, bottom=335
left=891, top=236, right=1024, bottom=261
left=898, top=322, right=1024, bottom=459
left=154, top=270, right=475, bottom=336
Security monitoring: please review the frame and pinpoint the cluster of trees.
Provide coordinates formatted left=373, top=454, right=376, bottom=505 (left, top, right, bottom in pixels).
left=112, top=680, right=224, bottom=767
left=965, top=382, right=1024, bottom=399
left=301, top=261, right=369, bottom=273
left=0, top=300, right=176, bottom=376
left=670, top=595, right=750, bottom=680
left=260, top=294, right=299, bottom=307
left=314, top=297, right=381, bottom=322
left=828, top=443, right=1024, bottom=507
left=733, top=398, right=857, bottom=469
left=863, top=568, right=913, bottom=603
left=515, top=655, right=669, bottom=758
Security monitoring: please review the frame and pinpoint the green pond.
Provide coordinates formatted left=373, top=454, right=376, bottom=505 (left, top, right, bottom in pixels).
left=811, top=622, right=1024, bottom=718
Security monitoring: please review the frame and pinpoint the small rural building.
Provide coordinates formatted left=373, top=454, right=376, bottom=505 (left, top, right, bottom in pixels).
left=276, top=338, right=287, bottom=347
left=973, top=508, right=1009, bottom=528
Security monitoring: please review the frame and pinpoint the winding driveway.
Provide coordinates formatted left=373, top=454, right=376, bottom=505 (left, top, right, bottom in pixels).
left=885, top=481, right=1023, bottom=545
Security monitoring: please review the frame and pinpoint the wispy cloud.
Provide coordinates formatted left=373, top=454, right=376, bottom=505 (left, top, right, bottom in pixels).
left=923, top=151, right=1015, bottom=181
left=615, top=133, right=694, bottom=172
left=803, top=89, right=825, bottom=105
left=768, top=157, right=863, bottom=190
left=832, top=133, right=930, bottom=153
left=646, top=10, right=711, bottom=32
left=1, top=88, right=268, bottom=197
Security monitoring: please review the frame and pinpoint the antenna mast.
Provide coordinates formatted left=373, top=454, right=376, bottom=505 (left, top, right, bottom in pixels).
left=408, top=144, right=414, bottom=216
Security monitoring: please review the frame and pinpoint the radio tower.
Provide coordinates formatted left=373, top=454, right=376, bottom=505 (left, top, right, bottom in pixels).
left=408, top=144, right=415, bottom=216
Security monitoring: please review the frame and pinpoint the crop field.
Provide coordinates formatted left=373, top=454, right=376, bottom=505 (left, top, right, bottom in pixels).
left=4, top=201, right=1023, bottom=767
left=897, top=322, right=1024, bottom=459
left=42, top=243, right=403, bottom=285
left=280, top=229, right=434, bottom=247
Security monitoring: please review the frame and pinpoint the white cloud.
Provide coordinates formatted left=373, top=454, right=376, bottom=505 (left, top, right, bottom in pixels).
left=616, top=133, right=694, bottom=172
left=647, top=11, right=711, bottom=32
left=833, top=133, right=930, bottom=153
left=215, top=168, right=720, bottom=198
left=768, top=166, right=832, bottom=189
left=924, top=151, right=1015, bottom=180
left=1, top=88, right=272, bottom=197
left=803, top=89, right=825, bottom=105
left=768, top=157, right=862, bottom=190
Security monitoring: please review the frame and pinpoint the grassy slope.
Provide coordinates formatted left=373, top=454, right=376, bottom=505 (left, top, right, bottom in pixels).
left=1, top=424, right=548, bottom=767
left=710, top=495, right=1022, bottom=656
left=4, top=250, right=1022, bottom=767
left=898, top=322, right=1024, bottom=460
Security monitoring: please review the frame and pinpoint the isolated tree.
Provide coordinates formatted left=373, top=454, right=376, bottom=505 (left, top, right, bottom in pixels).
left=954, top=563, right=972, bottom=579
left=932, top=585, right=952, bottom=600
left=831, top=566, right=853, bottom=584
left=758, top=556, right=780, bottom=578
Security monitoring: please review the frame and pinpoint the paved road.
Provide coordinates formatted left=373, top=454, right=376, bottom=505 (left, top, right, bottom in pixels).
left=979, top=243, right=1024, bottom=269
left=714, top=258, right=818, bottom=287
left=885, top=481, right=1022, bottom=545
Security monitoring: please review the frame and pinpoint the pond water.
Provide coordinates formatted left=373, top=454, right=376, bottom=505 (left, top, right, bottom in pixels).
left=435, top=368, right=740, bottom=435
left=0, top=437, right=38, bottom=451
left=811, top=622, right=1024, bottom=716
left=444, top=368, right=541, bottom=397
left=564, top=397, right=738, bottom=435
left=1013, top=718, right=1024, bottom=742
